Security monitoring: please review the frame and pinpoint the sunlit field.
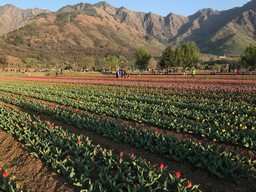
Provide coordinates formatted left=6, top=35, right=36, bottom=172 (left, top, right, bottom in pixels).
left=0, top=74, right=255, bottom=191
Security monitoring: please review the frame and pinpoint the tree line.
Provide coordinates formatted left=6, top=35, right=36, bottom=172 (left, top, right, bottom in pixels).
left=0, top=42, right=256, bottom=72
left=135, top=42, right=256, bottom=72
left=134, top=42, right=200, bottom=71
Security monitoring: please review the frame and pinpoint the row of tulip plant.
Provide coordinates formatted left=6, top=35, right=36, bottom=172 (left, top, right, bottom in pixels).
left=0, top=81, right=255, bottom=149
left=1, top=81, right=254, bottom=109
left=1, top=81, right=254, bottom=122
left=13, top=76, right=256, bottom=92
left=0, top=91, right=254, bottom=181
left=0, top=104, right=199, bottom=191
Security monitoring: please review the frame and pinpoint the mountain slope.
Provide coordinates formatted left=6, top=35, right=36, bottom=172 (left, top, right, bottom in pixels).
left=170, top=0, right=256, bottom=55
left=0, top=5, right=164, bottom=63
left=0, top=0, right=256, bottom=64
left=0, top=4, right=50, bottom=35
left=59, top=2, right=188, bottom=44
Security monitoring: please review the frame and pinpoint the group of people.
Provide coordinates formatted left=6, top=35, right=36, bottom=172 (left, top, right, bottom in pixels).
left=115, top=68, right=196, bottom=78
left=115, top=69, right=130, bottom=78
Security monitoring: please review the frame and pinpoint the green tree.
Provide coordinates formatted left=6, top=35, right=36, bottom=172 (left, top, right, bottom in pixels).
left=135, top=47, right=151, bottom=71
left=174, top=47, right=184, bottom=67
left=105, top=55, right=119, bottom=71
left=179, top=41, right=200, bottom=68
left=159, top=42, right=200, bottom=70
left=160, top=46, right=175, bottom=69
left=241, top=44, right=256, bottom=70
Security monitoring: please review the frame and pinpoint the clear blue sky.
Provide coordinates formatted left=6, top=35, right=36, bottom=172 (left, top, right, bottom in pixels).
left=0, top=0, right=251, bottom=16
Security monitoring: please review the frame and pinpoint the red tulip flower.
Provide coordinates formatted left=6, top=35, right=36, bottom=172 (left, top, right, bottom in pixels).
left=159, top=163, right=164, bottom=170
left=131, top=153, right=135, bottom=159
left=187, top=181, right=192, bottom=188
left=119, top=151, right=123, bottom=157
left=3, top=171, right=8, bottom=177
left=175, top=171, right=181, bottom=178
left=77, top=140, right=82, bottom=145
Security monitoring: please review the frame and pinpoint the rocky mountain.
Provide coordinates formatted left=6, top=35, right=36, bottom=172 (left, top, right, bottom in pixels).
left=59, top=2, right=188, bottom=44
left=0, top=4, right=50, bottom=35
left=172, top=0, right=256, bottom=55
left=0, top=2, right=166, bottom=65
left=59, top=0, right=256, bottom=56
left=0, top=0, right=255, bottom=66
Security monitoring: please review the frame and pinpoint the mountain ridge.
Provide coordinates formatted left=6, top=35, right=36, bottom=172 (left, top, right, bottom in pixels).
left=0, top=0, right=255, bottom=67
left=0, top=4, right=50, bottom=35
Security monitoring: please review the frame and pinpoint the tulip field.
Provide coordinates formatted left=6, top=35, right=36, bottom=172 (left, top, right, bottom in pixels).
left=0, top=75, right=255, bottom=192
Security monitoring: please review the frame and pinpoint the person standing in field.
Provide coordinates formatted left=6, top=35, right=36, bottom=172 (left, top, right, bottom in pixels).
left=192, top=69, right=196, bottom=77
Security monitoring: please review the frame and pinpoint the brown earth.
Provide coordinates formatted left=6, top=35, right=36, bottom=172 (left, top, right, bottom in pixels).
left=0, top=101, right=255, bottom=192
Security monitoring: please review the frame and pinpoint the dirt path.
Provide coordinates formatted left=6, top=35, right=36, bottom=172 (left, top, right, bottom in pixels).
left=0, top=101, right=255, bottom=192
left=0, top=130, right=75, bottom=192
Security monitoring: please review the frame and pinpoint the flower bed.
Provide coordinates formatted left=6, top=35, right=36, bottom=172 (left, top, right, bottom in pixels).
left=0, top=77, right=255, bottom=190
left=0, top=81, right=255, bottom=149
left=0, top=90, right=254, bottom=180
left=0, top=105, right=200, bottom=191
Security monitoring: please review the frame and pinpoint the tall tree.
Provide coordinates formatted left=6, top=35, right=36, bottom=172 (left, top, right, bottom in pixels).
left=160, top=46, right=175, bottom=69
left=135, top=47, right=151, bottom=71
left=179, top=41, right=200, bottom=68
left=105, top=55, right=119, bottom=71
left=174, top=47, right=184, bottom=67
left=159, top=42, right=200, bottom=70
left=241, top=44, right=256, bottom=70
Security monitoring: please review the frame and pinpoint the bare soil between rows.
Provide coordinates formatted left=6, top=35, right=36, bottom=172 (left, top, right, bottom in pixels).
left=0, top=101, right=255, bottom=192
left=0, top=130, right=75, bottom=192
